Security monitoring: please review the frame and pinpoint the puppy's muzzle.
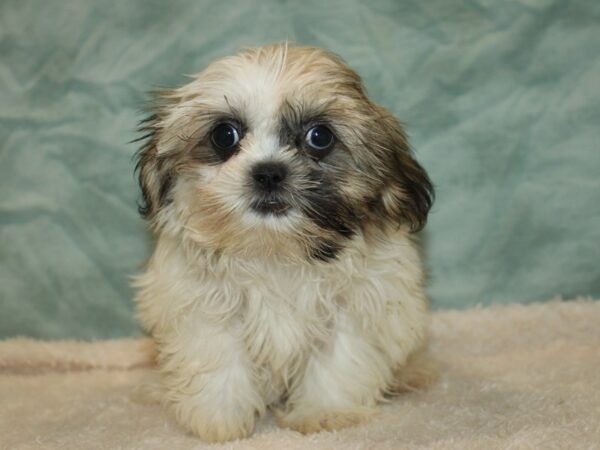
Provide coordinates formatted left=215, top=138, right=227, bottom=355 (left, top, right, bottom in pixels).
left=250, top=162, right=291, bottom=216
left=252, top=162, right=288, bottom=192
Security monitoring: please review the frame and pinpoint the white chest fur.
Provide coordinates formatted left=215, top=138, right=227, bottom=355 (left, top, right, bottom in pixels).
left=134, top=230, right=428, bottom=406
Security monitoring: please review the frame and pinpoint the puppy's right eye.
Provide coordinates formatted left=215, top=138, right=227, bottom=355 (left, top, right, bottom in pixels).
left=211, top=123, right=240, bottom=158
left=304, top=125, right=335, bottom=159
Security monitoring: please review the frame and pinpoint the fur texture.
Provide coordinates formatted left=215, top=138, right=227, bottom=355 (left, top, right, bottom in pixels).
left=133, top=43, right=434, bottom=442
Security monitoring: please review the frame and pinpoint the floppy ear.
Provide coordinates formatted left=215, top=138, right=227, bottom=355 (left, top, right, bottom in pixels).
left=374, top=106, right=434, bottom=232
left=133, top=111, right=174, bottom=221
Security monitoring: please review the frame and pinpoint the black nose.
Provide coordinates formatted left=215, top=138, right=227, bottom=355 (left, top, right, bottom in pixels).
left=251, top=162, right=288, bottom=192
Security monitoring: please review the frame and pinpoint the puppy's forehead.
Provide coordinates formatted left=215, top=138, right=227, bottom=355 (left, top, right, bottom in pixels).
left=186, top=46, right=363, bottom=126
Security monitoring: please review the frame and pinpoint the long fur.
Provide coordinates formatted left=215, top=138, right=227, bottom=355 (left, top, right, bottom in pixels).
left=133, top=43, right=435, bottom=442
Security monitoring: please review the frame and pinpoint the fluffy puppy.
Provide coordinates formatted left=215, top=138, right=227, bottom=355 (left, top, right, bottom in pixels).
left=133, top=43, right=435, bottom=442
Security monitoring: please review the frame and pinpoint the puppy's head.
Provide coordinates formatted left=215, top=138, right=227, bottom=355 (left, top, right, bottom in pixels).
left=136, top=44, right=433, bottom=261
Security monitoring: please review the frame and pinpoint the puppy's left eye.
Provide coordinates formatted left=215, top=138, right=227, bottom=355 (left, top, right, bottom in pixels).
left=211, top=123, right=241, bottom=159
left=305, top=126, right=335, bottom=158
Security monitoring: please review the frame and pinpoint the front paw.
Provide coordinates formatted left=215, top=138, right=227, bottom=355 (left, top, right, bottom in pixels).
left=276, top=406, right=376, bottom=434
left=172, top=401, right=257, bottom=443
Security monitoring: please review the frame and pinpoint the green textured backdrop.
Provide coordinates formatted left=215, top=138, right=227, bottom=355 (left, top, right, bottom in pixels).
left=1, top=0, right=599, bottom=339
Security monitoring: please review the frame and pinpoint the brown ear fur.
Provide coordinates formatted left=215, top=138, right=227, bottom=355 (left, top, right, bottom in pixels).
left=133, top=110, right=174, bottom=221
left=374, top=106, right=434, bottom=232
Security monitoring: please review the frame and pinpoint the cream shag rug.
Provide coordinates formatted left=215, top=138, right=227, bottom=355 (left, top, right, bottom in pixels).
left=2, top=299, right=599, bottom=449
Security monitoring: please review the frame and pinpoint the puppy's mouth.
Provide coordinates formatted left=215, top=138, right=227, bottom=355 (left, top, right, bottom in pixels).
left=250, top=198, right=291, bottom=216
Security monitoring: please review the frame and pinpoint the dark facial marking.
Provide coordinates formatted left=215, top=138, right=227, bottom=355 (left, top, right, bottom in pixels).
left=300, top=168, right=361, bottom=262
left=301, top=169, right=358, bottom=238
left=309, top=239, right=342, bottom=262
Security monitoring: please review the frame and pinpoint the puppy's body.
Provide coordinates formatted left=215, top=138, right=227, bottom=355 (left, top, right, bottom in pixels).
left=134, top=44, right=434, bottom=442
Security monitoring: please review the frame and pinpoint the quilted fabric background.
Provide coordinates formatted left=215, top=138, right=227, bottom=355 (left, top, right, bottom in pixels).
left=1, top=0, right=599, bottom=339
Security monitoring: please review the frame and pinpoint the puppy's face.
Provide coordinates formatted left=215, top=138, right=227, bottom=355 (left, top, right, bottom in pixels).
left=136, top=45, right=433, bottom=261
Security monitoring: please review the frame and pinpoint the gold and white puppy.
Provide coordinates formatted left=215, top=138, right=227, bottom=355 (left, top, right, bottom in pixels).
left=134, top=43, right=435, bottom=442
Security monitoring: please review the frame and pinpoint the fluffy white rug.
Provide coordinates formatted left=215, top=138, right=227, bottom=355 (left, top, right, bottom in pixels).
left=2, top=299, right=599, bottom=449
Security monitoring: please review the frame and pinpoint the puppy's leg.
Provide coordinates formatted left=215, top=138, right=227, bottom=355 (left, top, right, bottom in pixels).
left=277, top=315, right=392, bottom=434
left=158, top=320, right=264, bottom=443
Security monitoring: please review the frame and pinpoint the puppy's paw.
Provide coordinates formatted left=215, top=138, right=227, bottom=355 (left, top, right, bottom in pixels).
left=186, top=416, right=255, bottom=443
left=276, top=407, right=376, bottom=434
left=172, top=399, right=259, bottom=443
left=176, top=409, right=256, bottom=443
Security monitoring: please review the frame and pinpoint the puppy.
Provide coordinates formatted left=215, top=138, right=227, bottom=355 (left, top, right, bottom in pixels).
left=133, top=43, right=434, bottom=442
